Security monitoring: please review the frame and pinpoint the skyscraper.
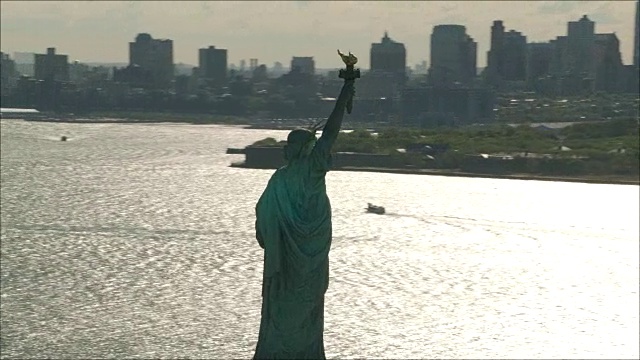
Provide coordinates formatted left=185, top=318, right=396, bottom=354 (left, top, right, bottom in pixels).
left=486, top=21, right=527, bottom=82
left=567, top=15, right=595, bottom=76
left=486, top=21, right=505, bottom=81
left=1, top=52, right=19, bottom=93
left=546, top=15, right=626, bottom=94
left=129, top=33, right=173, bottom=87
left=502, top=30, right=527, bottom=81
left=428, top=25, right=476, bottom=85
left=593, top=33, right=623, bottom=92
left=526, top=42, right=553, bottom=85
left=370, top=31, right=406, bottom=81
left=358, top=31, right=407, bottom=99
left=198, top=46, right=228, bottom=86
left=634, top=0, right=639, bottom=68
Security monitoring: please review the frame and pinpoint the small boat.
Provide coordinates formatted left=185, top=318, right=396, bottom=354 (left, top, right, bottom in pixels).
left=60, top=136, right=67, bottom=141
left=366, top=203, right=385, bottom=215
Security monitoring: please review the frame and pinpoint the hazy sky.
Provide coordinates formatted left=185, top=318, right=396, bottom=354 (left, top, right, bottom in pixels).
left=1, top=1, right=637, bottom=69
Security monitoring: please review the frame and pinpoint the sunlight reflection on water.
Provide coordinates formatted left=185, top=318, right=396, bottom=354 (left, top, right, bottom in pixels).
left=1, top=120, right=638, bottom=359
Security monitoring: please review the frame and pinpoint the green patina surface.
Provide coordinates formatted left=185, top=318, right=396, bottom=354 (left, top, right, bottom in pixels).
left=253, top=77, right=355, bottom=359
left=253, top=133, right=332, bottom=359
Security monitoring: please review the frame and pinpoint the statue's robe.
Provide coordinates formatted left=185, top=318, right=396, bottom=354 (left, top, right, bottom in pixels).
left=253, top=139, right=332, bottom=360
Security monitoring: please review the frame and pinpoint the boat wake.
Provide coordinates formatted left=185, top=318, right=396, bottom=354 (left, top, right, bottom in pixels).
left=383, top=212, right=434, bottom=224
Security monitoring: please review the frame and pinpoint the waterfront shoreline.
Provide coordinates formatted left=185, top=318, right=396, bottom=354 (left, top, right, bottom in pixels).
left=7, top=117, right=322, bottom=131
left=5, top=117, right=636, bottom=186
left=230, top=163, right=640, bottom=186
left=3, top=113, right=372, bottom=130
left=14, top=116, right=249, bottom=126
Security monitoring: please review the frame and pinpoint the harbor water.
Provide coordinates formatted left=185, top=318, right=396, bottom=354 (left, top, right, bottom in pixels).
left=1, top=120, right=638, bottom=359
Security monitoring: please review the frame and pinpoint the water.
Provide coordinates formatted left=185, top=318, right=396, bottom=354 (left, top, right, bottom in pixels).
left=1, top=119, right=638, bottom=359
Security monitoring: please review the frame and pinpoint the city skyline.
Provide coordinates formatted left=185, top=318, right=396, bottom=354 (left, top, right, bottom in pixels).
left=0, top=1, right=637, bottom=69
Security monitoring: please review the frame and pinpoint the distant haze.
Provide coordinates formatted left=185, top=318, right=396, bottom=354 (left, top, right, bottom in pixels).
left=1, top=1, right=636, bottom=69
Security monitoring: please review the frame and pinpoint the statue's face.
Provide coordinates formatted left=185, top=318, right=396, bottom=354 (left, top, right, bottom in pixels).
left=284, top=129, right=316, bottom=161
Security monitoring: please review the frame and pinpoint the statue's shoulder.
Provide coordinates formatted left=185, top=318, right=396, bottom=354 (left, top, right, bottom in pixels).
left=274, top=165, right=288, bottom=175
left=269, top=166, right=288, bottom=182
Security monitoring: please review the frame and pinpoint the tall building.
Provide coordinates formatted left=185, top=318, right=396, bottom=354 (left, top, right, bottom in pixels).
left=629, top=0, right=640, bottom=94
left=548, top=36, right=568, bottom=74
left=428, top=25, right=477, bottom=85
left=486, top=20, right=505, bottom=82
left=544, top=15, right=626, bottom=94
left=129, top=33, right=173, bottom=87
left=198, top=45, right=228, bottom=86
left=1, top=52, right=19, bottom=93
left=634, top=0, right=639, bottom=68
left=34, top=47, right=69, bottom=82
left=13, top=52, right=35, bottom=64
left=567, top=15, right=595, bottom=76
left=249, top=59, right=258, bottom=71
left=370, top=31, right=406, bottom=80
left=290, top=57, right=315, bottom=75
left=593, top=33, right=623, bottom=92
left=12, top=52, right=35, bottom=77
left=526, top=42, right=554, bottom=85
left=486, top=21, right=527, bottom=82
left=502, top=30, right=527, bottom=81
left=69, top=60, right=91, bottom=84
left=357, top=32, right=407, bottom=99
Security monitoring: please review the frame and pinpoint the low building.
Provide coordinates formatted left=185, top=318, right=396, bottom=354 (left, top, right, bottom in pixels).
left=290, top=57, right=315, bottom=75
left=34, top=47, right=69, bottom=82
left=401, top=85, right=495, bottom=127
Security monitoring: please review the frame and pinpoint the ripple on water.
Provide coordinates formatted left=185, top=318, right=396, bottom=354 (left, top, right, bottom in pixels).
left=1, top=120, right=639, bottom=359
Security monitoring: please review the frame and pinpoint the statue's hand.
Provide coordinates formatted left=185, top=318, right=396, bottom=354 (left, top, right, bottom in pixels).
left=341, top=80, right=355, bottom=95
left=339, top=81, right=355, bottom=107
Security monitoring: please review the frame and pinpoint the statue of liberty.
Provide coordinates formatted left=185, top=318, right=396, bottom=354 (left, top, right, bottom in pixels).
left=253, top=51, right=359, bottom=360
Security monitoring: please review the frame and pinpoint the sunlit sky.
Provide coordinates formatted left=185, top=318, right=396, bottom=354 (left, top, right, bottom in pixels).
left=1, top=1, right=637, bottom=69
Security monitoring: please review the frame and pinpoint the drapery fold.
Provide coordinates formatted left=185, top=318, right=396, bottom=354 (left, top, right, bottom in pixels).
left=253, top=144, right=332, bottom=359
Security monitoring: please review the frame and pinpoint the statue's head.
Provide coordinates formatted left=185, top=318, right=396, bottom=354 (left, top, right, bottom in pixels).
left=284, top=128, right=316, bottom=162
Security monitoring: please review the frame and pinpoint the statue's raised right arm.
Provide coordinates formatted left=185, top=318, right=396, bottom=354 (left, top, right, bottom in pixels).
left=317, top=79, right=355, bottom=150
